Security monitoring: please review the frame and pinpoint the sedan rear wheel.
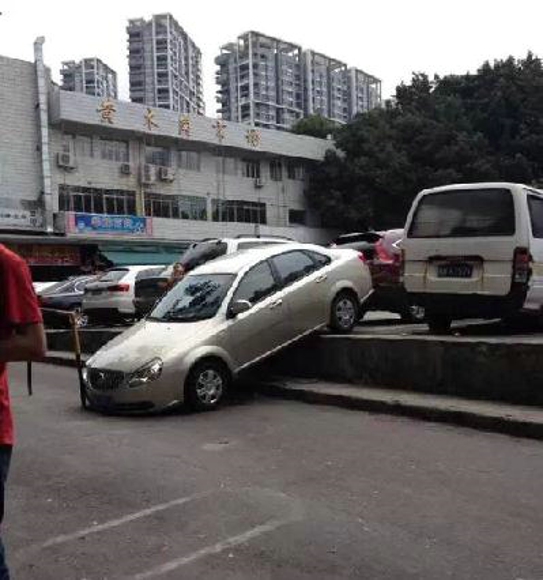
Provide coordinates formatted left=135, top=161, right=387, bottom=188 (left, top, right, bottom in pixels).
left=329, top=292, right=359, bottom=334
left=185, top=361, right=229, bottom=411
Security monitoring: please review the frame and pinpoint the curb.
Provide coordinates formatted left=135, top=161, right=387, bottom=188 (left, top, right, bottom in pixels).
left=255, top=382, right=543, bottom=441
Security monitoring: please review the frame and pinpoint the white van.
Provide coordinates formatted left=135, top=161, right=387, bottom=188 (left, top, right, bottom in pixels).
left=402, top=182, right=543, bottom=332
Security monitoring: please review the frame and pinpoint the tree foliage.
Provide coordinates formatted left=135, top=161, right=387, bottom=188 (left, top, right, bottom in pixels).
left=291, top=114, right=338, bottom=139
left=305, top=54, right=543, bottom=230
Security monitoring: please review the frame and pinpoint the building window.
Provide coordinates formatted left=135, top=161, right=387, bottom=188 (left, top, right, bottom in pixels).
left=179, top=195, right=207, bottom=220
left=289, top=209, right=306, bottom=225
left=287, top=162, right=304, bottom=180
left=270, top=160, right=283, bottom=181
left=178, top=150, right=201, bottom=171
left=100, top=138, right=129, bottom=163
left=145, top=193, right=179, bottom=219
left=216, top=156, right=239, bottom=176
left=76, top=135, right=94, bottom=158
left=59, top=185, right=136, bottom=215
left=146, top=146, right=171, bottom=167
left=243, top=160, right=261, bottom=179
left=144, top=193, right=207, bottom=221
left=212, top=200, right=266, bottom=224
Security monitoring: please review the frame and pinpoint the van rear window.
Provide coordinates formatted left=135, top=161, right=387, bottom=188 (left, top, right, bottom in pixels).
left=408, top=188, right=515, bottom=238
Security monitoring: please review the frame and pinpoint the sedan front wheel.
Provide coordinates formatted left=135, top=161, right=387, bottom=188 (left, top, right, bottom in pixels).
left=185, top=360, right=229, bottom=412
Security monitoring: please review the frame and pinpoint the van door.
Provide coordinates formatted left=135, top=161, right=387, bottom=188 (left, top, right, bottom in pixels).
left=404, top=187, right=519, bottom=296
left=524, top=193, right=543, bottom=310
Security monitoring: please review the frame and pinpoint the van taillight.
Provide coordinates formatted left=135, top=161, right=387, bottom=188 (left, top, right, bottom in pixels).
left=107, top=283, right=130, bottom=292
left=513, top=247, right=532, bottom=284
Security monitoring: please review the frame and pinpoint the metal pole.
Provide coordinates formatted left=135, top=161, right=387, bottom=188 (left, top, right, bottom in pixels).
left=70, top=312, right=87, bottom=409
left=26, top=362, right=32, bottom=396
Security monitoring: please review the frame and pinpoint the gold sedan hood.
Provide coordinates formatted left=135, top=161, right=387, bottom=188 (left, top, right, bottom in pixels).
left=87, top=319, right=217, bottom=372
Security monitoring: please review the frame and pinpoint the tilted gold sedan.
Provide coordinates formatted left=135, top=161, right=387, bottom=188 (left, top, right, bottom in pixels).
left=83, top=244, right=372, bottom=412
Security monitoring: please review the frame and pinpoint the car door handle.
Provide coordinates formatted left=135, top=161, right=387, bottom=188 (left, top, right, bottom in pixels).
left=316, top=274, right=328, bottom=283
left=269, top=299, right=283, bottom=310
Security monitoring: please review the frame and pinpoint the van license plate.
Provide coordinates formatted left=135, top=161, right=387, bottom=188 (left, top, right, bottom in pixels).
left=438, top=263, right=473, bottom=278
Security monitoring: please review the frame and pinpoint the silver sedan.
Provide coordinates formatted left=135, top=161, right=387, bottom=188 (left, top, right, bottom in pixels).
left=83, top=243, right=372, bottom=413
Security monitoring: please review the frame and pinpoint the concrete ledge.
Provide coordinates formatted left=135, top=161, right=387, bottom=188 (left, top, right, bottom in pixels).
left=256, top=378, right=543, bottom=440
left=263, top=334, right=543, bottom=406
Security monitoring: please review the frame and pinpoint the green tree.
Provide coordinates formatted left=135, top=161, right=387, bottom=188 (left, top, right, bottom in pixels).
left=291, top=114, right=338, bottom=139
left=305, top=54, right=543, bottom=230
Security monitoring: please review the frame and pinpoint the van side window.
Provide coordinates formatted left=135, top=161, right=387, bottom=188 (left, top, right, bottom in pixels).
left=528, top=195, right=543, bottom=238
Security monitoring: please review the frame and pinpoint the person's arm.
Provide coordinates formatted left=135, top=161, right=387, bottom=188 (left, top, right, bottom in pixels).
left=0, top=323, right=46, bottom=363
left=0, top=253, right=46, bottom=363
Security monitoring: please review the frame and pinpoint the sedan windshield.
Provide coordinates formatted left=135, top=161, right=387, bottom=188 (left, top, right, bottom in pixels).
left=148, top=274, right=235, bottom=322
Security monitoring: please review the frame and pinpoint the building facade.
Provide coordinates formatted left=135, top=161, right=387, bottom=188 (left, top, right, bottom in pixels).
left=61, top=58, right=118, bottom=99
left=216, top=31, right=381, bottom=130
left=0, top=48, right=332, bottom=277
left=127, top=14, right=204, bottom=115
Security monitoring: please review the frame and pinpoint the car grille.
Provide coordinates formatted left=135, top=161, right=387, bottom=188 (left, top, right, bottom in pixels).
left=87, top=368, right=125, bottom=391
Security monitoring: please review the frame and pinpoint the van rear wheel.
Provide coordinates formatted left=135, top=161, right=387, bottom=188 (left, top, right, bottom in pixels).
left=427, top=314, right=452, bottom=335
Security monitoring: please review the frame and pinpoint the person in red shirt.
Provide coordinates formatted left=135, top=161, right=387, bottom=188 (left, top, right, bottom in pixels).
left=0, top=244, right=46, bottom=579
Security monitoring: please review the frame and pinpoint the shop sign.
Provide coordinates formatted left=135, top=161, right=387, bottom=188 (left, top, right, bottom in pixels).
left=0, top=208, right=42, bottom=228
left=66, top=213, right=153, bottom=237
left=8, top=244, right=81, bottom=266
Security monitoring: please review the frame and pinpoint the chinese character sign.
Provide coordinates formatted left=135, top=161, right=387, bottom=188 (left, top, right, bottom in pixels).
left=179, top=115, right=191, bottom=138
left=144, top=108, right=159, bottom=131
left=97, top=99, right=116, bottom=124
left=212, top=119, right=227, bottom=143
left=67, top=213, right=152, bottom=236
left=245, top=128, right=261, bottom=148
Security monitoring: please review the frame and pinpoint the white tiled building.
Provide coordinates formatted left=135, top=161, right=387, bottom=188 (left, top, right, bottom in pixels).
left=0, top=45, right=333, bottom=276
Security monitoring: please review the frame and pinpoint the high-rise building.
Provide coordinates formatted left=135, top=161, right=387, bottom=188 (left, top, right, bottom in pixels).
left=127, top=13, right=204, bottom=115
left=216, top=31, right=304, bottom=130
left=303, top=51, right=349, bottom=124
left=348, top=68, right=382, bottom=118
left=61, top=58, right=118, bottom=99
left=216, top=31, right=381, bottom=130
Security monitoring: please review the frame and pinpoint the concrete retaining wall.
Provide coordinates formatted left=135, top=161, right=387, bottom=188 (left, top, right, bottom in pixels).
left=264, top=335, right=543, bottom=406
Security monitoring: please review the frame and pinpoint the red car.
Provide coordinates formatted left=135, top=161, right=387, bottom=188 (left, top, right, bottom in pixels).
left=331, top=230, right=425, bottom=322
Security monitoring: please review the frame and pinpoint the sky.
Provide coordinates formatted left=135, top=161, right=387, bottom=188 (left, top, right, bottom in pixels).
left=0, top=0, right=541, bottom=116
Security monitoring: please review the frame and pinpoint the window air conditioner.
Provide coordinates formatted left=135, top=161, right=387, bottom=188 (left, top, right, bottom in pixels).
left=159, top=166, right=175, bottom=182
left=57, top=152, right=76, bottom=169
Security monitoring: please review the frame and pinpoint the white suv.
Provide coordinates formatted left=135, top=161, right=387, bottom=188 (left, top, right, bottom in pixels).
left=171, top=236, right=294, bottom=273
left=83, top=265, right=163, bottom=324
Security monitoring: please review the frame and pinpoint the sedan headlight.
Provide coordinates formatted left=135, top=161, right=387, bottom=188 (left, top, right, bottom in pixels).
left=81, top=366, right=90, bottom=387
left=127, top=358, right=163, bottom=388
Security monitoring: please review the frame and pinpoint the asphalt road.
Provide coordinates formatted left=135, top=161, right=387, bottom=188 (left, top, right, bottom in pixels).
left=4, top=363, right=543, bottom=580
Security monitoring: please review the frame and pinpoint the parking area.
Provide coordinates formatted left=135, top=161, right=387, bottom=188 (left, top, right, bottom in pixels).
left=6, top=362, right=543, bottom=580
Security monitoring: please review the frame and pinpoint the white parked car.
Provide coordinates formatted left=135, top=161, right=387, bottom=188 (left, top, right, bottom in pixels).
left=169, top=236, right=295, bottom=274
left=83, top=266, right=164, bottom=324
left=83, top=244, right=373, bottom=413
left=402, top=182, right=543, bottom=332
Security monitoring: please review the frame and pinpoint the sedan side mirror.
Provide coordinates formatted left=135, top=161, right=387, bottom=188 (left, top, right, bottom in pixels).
left=228, top=299, right=252, bottom=318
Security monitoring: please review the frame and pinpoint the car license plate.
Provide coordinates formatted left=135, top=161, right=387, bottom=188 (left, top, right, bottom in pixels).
left=437, top=263, right=473, bottom=278
left=91, top=289, right=103, bottom=295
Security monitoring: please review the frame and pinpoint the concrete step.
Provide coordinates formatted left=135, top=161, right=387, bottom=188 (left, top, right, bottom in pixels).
left=256, top=377, right=543, bottom=441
